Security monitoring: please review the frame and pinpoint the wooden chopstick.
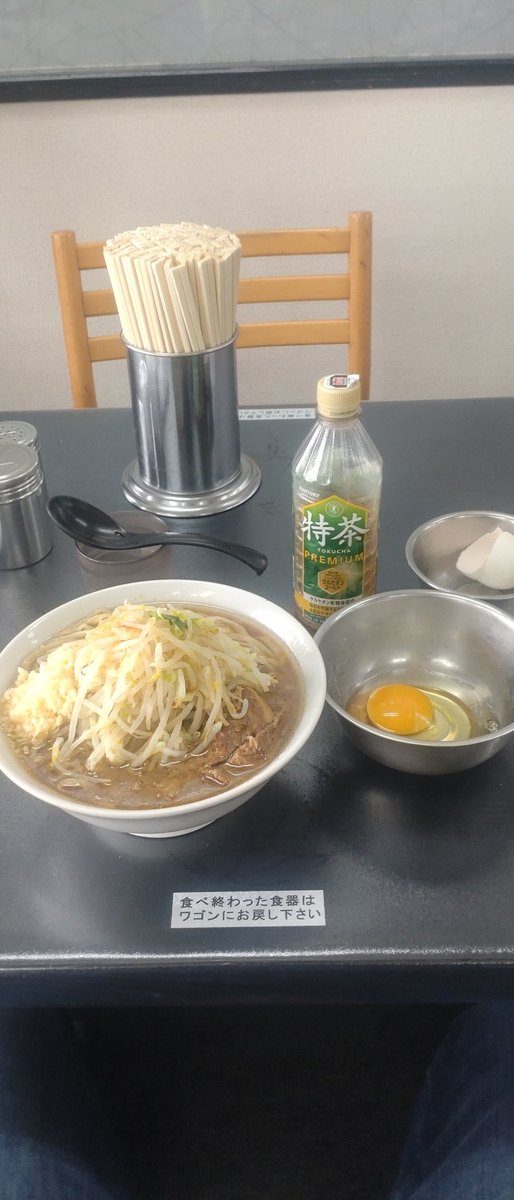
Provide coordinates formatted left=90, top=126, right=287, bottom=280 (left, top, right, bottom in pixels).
left=104, top=223, right=241, bottom=354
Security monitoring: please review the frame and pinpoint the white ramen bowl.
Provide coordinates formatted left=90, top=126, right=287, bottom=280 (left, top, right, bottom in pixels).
left=0, top=580, right=326, bottom=838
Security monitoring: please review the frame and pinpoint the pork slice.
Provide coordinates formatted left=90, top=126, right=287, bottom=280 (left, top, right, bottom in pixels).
left=204, top=722, right=249, bottom=766
left=203, top=689, right=277, bottom=769
left=226, top=735, right=260, bottom=768
left=227, top=716, right=280, bottom=767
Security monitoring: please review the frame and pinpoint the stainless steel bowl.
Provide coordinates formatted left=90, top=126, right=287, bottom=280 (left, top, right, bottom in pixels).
left=314, top=589, right=514, bottom=775
left=406, top=511, right=514, bottom=614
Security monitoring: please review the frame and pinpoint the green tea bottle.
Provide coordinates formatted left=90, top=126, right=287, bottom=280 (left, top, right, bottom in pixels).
left=292, top=374, right=382, bottom=632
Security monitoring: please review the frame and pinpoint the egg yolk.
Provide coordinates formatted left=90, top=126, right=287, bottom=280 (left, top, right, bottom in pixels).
left=366, top=684, right=434, bottom=736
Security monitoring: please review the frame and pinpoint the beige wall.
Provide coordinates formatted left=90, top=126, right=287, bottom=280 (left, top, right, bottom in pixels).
left=2, top=85, right=514, bottom=410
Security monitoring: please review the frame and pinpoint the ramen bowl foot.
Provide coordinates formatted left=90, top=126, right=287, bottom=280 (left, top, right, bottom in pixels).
left=129, top=821, right=216, bottom=838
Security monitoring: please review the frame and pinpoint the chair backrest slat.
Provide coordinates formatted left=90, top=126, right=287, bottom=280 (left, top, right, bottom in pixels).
left=237, top=320, right=350, bottom=349
left=83, top=274, right=351, bottom=317
left=239, top=275, right=350, bottom=303
left=238, top=228, right=351, bottom=255
left=89, top=334, right=128, bottom=363
left=76, top=243, right=108, bottom=270
left=83, top=290, right=119, bottom=317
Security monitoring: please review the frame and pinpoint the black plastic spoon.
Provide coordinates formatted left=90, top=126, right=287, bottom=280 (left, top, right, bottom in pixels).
left=47, top=495, right=268, bottom=575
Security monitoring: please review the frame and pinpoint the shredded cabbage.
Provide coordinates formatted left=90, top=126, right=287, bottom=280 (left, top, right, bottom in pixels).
left=1, top=603, right=275, bottom=772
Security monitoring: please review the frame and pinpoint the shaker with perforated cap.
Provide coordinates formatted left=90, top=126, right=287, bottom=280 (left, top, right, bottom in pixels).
left=0, top=420, right=41, bottom=461
left=0, top=442, right=52, bottom=569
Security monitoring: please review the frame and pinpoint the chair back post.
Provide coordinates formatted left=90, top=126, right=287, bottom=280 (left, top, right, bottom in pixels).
left=347, top=211, right=372, bottom=403
left=51, top=230, right=98, bottom=408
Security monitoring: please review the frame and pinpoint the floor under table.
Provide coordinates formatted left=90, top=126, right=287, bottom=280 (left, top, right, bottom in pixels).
left=74, top=1003, right=461, bottom=1200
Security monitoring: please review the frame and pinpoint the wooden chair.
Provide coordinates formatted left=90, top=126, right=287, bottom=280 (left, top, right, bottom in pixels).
left=51, top=213, right=371, bottom=409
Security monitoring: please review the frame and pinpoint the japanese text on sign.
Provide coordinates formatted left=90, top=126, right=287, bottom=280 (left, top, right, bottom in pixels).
left=171, top=890, right=325, bottom=928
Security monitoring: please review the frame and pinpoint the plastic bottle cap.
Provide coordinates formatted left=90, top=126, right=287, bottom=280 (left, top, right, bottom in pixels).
left=317, top=374, right=361, bottom=418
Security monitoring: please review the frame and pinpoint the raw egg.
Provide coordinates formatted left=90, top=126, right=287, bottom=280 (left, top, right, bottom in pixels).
left=366, top=684, right=433, bottom=736
left=347, top=682, right=482, bottom=742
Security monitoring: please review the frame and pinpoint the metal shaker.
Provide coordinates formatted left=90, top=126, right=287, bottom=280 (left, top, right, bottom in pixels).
left=0, top=442, right=53, bottom=569
left=0, top=420, right=41, bottom=460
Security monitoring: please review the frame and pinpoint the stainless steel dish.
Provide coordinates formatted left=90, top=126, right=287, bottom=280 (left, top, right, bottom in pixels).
left=406, top=510, right=514, bottom=615
left=314, top=589, right=514, bottom=775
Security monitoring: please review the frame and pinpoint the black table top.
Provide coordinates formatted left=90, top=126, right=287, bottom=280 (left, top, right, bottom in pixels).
left=2, top=399, right=514, bottom=1007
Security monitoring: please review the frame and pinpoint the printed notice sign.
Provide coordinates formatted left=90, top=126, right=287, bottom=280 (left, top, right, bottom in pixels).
left=171, top=890, right=325, bottom=929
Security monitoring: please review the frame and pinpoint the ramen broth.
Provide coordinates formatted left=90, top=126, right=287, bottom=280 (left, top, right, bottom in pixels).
left=5, top=607, right=303, bottom=810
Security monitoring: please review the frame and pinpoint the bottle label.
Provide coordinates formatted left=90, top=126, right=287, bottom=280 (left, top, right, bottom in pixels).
left=295, top=493, right=369, bottom=625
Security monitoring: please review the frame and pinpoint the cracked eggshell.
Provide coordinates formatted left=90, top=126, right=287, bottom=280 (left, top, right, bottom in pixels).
left=457, top=526, right=514, bottom=590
